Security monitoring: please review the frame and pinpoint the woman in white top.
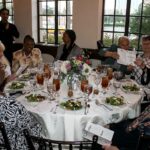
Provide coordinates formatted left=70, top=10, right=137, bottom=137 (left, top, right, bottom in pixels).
left=0, top=41, right=11, bottom=79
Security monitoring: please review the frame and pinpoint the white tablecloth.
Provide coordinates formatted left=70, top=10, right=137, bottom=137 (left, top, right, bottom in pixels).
left=15, top=76, right=143, bottom=141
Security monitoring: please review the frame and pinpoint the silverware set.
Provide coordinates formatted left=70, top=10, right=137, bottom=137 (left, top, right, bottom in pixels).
left=95, top=99, right=113, bottom=111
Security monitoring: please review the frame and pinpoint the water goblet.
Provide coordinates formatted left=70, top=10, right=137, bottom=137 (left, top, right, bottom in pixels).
left=47, top=83, right=55, bottom=101
left=113, top=80, right=121, bottom=94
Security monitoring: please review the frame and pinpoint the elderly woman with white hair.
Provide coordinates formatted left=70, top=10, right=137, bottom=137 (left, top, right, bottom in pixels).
left=0, top=41, right=11, bottom=79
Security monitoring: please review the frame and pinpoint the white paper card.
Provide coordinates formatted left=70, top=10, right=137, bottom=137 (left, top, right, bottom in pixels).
left=83, top=122, right=114, bottom=145
left=16, top=65, right=28, bottom=76
left=117, top=48, right=136, bottom=65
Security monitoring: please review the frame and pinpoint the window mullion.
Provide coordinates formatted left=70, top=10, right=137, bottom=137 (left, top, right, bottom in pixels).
left=55, top=0, right=58, bottom=44
left=125, top=0, right=131, bottom=36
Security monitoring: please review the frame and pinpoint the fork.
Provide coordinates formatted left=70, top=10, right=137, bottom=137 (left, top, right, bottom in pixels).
left=95, top=100, right=113, bottom=111
left=53, top=104, right=59, bottom=114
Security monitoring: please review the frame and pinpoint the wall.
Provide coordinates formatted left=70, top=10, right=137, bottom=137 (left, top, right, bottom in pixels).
left=13, top=0, right=103, bottom=48
left=13, top=0, right=37, bottom=43
left=73, top=0, right=103, bottom=49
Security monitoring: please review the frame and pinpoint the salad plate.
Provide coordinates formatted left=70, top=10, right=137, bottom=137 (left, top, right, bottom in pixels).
left=121, top=82, right=140, bottom=94
left=60, top=100, right=83, bottom=110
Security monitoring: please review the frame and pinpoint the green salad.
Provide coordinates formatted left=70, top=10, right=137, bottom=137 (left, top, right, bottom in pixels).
left=25, top=94, right=45, bottom=102
left=106, top=96, right=124, bottom=106
left=122, top=84, right=139, bottom=92
left=9, top=82, right=25, bottom=89
left=60, top=100, right=82, bottom=110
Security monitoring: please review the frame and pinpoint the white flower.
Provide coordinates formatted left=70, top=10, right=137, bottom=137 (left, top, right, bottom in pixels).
left=82, top=63, right=92, bottom=76
left=60, top=61, right=71, bottom=74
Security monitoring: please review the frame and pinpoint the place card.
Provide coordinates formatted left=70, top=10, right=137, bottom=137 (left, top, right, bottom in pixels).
left=117, top=48, right=137, bottom=66
left=83, top=122, right=114, bottom=145
left=16, top=65, right=28, bottom=76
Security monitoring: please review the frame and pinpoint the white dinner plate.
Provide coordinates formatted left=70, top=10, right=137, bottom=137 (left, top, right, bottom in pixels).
left=121, top=81, right=141, bottom=94
left=5, top=81, right=27, bottom=93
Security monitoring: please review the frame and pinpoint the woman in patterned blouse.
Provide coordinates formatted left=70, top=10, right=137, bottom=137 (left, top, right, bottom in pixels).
left=132, top=35, right=150, bottom=99
left=0, top=67, right=42, bottom=149
left=12, top=35, right=42, bottom=74
left=102, top=105, right=150, bottom=150
left=0, top=41, right=11, bottom=79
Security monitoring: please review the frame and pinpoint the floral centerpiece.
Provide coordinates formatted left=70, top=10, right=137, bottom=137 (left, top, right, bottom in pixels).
left=60, top=54, right=92, bottom=84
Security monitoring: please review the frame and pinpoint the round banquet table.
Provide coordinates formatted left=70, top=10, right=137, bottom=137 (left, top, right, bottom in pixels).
left=5, top=71, right=144, bottom=141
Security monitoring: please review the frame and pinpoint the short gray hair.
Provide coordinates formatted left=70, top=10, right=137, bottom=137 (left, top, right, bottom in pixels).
left=0, top=41, right=5, bottom=51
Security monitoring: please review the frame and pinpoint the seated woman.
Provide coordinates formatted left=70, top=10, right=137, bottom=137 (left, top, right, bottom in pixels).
left=56, top=29, right=82, bottom=60
left=0, top=41, right=11, bottom=79
left=0, top=67, right=42, bottom=149
left=133, top=35, right=150, bottom=90
left=102, top=105, right=150, bottom=150
left=99, top=36, right=133, bottom=74
left=12, top=35, right=42, bottom=74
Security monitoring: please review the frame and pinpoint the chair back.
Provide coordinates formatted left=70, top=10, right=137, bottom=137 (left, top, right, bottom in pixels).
left=42, top=53, right=54, bottom=64
left=0, top=122, right=11, bottom=150
left=136, top=131, right=150, bottom=150
left=24, top=129, right=99, bottom=150
left=97, top=40, right=104, bottom=50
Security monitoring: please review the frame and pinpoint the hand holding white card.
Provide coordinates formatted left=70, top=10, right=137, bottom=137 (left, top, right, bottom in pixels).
left=117, top=48, right=136, bottom=66
left=83, top=122, right=114, bottom=145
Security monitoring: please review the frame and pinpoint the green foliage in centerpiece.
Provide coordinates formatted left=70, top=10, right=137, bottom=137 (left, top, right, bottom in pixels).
left=60, top=54, right=92, bottom=82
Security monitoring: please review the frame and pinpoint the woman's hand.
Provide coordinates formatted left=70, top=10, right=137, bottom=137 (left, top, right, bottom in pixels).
left=134, top=58, right=145, bottom=69
left=127, top=65, right=134, bottom=72
left=105, top=51, right=119, bottom=59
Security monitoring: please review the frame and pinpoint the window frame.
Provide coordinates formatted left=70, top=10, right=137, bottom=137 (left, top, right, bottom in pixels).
left=37, top=0, right=73, bottom=45
left=101, top=0, right=150, bottom=50
left=0, top=0, right=14, bottom=23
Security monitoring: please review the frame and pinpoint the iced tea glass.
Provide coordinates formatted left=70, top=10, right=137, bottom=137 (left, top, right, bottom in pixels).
left=81, top=80, right=88, bottom=93
left=101, top=76, right=109, bottom=94
left=36, top=73, right=44, bottom=86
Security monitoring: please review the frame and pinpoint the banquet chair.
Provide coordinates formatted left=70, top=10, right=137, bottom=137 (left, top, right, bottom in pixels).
left=97, top=40, right=104, bottom=50
left=136, top=128, right=150, bottom=150
left=0, top=122, right=11, bottom=150
left=42, top=53, right=54, bottom=64
left=24, top=129, right=99, bottom=150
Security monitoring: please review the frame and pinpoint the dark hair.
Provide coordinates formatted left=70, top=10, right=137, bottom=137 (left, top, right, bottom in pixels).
left=64, top=30, right=76, bottom=44
left=0, top=8, right=9, bottom=15
left=23, top=35, right=35, bottom=44
left=142, top=35, right=150, bottom=41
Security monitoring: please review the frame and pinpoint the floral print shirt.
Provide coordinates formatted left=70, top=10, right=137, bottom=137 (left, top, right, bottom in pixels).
left=12, top=48, right=42, bottom=73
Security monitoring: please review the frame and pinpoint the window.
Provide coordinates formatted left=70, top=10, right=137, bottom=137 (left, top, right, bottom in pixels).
left=0, top=0, right=14, bottom=23
left=102, top=0, right=150, bottom=50
left=38, top=0, right=73, bottom=44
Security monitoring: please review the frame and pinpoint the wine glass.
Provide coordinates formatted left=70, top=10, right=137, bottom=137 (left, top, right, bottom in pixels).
left=94, top=75, right=100, bottom=94
left=107, top=68, right=113, bottom=80
left=47, top=83, right=55, bottom=101
left=113, top=80, right=121, bottom=94
left=113, top=71, right=124, bottom=81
